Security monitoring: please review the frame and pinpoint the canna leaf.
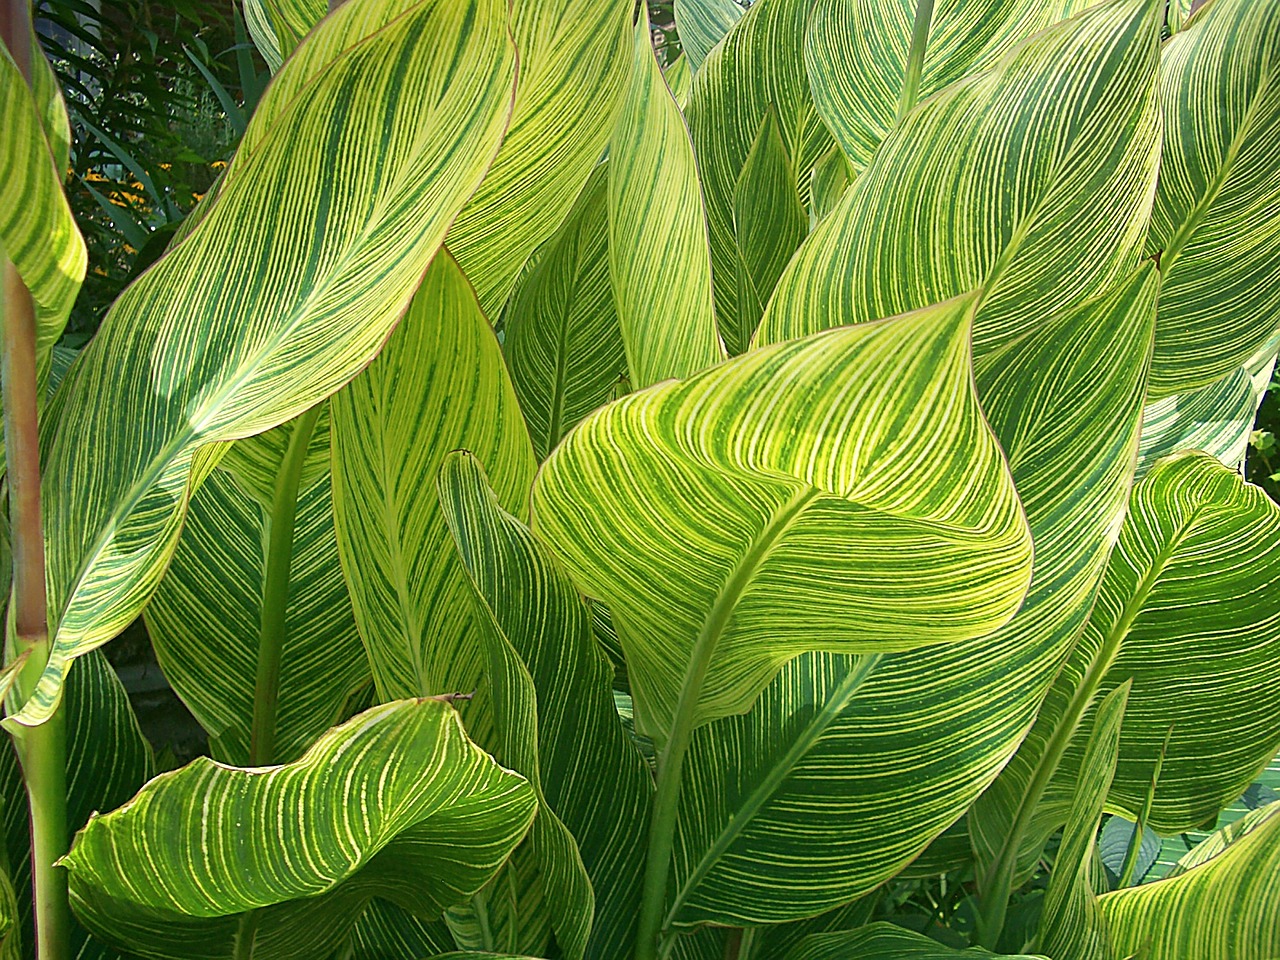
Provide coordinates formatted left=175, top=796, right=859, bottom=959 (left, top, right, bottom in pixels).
left=1035, top=683, right=1128, bottom=960
left=242, top=0, right=285, bottom=71
left=675, top=0, right=745, bottom=72
left=1051, top=453, right=1280, bottom=829
left=447, top=0, right=632, bottom=315
left=760, top=0, right=1161, bottom=362
left=331, top=251, right=535, bottom=722
left=145, top=410, right=370, bottom=766
left=1146, top=0, right=1280, bottom=397
left=502, top=168, right=628, bottom=461
left=62, top=699, right=537, bottom=960
left=609, top=10, right=725, bottom=388
left=249, top=0, right=325, bottom=61
left=809, top=143, right=851, bottom=224
left=1097, top=801, right=1280, bottom=959
left=349, top=899, right=455, bottom=959
left=1136, top=334, right=1278, bottom=477
left=665, top=270, right=1157, bottom=926
left=20, top=0, right=516, bottom=728
left=782, top=923, right=1047, bottom=959
left=440, top=452, right=654, bottom=960
left=532, top=293, right=1033, bottom=741
left=0, top=26, right=86, bottom=373
left=685, top=0, right=835, bottom=353
left=805, top=0, right=1095, bottom=173
left=974, top=452, right=1280, bottom=890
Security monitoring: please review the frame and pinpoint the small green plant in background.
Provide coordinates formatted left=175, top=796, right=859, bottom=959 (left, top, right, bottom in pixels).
left=2, top=0, right=1280, bottom=959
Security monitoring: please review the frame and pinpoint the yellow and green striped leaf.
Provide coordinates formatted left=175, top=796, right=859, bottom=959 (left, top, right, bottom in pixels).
left=261, top=0, right=325, bottom=60
left=1053, top=453, right=1280, bottom=829
left=805, top=0, right=1095, bottom=173
left=1146, top=0, right=1280, bottom=397
left=782, top=923, right=1047, bottom=959
left=441, top=452, right=656, bottom=960
left=448, top=0, right=632, bottom=315
left=502, top=168, right=628, bottom=461
left=145, top=411, right=371, bottom=766
left=330, top=251, right=535, bottom=720
left=1, top=28, right=86, bottom=372
left=62, top=699, right=537, bottom=960
left=675, top=0, right=746, bottom=72
left=19, top=0, right=516, bottom=728
left=759, top=0, right=1161, bottom=361
left=684, top=0, right=835, bottom=354
left=609, top=11, right=724, bottom=388
left=1137, top=334, right=1278, bottom=477
left=666, top=271, right=1156, bottom=925
left=1097, top=800, right=1280, bottom=959
left=974, top=451, right=1280, bottom=893
left=532, top=293, right=1033, bottom=741
left=809, top=143, right=851, bottom=225
left=242, top=0, right=286, bottom=71
left=1035, top=683, right=1128, bottom=960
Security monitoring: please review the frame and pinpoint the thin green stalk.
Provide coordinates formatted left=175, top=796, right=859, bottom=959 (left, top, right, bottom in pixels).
left=897, top=0, right=935, bottom=119
left=1117, top=724, right=1172, bottom=887
left=1, top=8, right=71, bottom=943
left=634, top=488, right=817, bottom=960
left=248, top=404, right=322, bottom=767
left=975, top=525, right=1190, bottom=948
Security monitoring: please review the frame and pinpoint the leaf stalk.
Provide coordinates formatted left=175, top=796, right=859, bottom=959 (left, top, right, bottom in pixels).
left=897, top=0, right=936, bottom=119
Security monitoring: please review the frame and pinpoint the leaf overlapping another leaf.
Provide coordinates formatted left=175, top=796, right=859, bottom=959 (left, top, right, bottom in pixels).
left=19, top=0, right=517, bottom=728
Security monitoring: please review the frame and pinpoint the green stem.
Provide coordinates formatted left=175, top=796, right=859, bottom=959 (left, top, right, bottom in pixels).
left=1, top=23, right=71, bottom=941
left=634, top=488, right=817, bottom=960
left=975, top=523, right=1190, bottom=948
left=1117, top=724, right=1172, bottom=887
left=897, top=0, right=935, bottom=119
left=232, top=909, right=260, bottom=960
left=248, top=404, right=322, bottom=767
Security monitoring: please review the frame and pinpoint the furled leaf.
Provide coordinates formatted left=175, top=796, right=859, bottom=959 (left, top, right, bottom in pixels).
left=760, top=0, right=1161, bottom=361
left=1098, top=816, right=1161, bottom=885
left=1, top=28, right=86, bottom=371
left=242, top=0, right=285, bottom=71
left=1098, top=801, right=1280, bottom=959
left=805, top=0, right=1095, bottom=172
left=782, top=923, right=1047, bottom=959
left=675, top=0, right=745, bottom=72
left=502, top=168, right=626, bottom=460
left=609, top=11, right=724, bottom=388
left=732, top=104, right=808, bottom=335
left=441, top=452, right=654, bottom=959
left=21, top=0, right=516, bottom=728
left=667, top=269, right=1156, bottom=926
left=1146, top=0, right=1280, bottom=397
left=448, top=0, right=632, bottom=315
left=809, top=143, right=851, bottom=224
left=685, top=0, right=835, bottom=353
left=533, top=293, right=1032, bottom=740
left=1035, top=683, right=1128, bottom=960
left=331, top=251, right=535, bottom=726
left=62, top=699, right=537, bottom=960
left=145, top=411, right=370, bottom=765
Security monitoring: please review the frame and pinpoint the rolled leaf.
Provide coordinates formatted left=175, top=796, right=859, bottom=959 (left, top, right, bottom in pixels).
left=331, top=251, right=535, bottom=723
left=1035, top=683, right=1128, bottom=960
left=685, top=0, right=835, bottom=353
left=447, top=0, right=632, bottom=315
left=760, top=0, right=1161, bottom=362
left=504, top=168, right=627, bottom=460
left=0, top=29, right=86, bottom=371
left=145, top=411, right=370, bottom=765
left=22, top=0, right=516, bottom=728
left=532, top=293, right=1033, bottom=740
left=1098, top=801, right=1280, bottom=959
left=62, top=699, right=538, bottom=960
left=609, top=11, right=724, bottom=388
left=441, top=452, right=654, bottom=959
left=805, top=0, right=1094, bottom=172
left=667, top=269, right=1157, bottom=925
left=1146, top=0, right=1280, bottom=396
